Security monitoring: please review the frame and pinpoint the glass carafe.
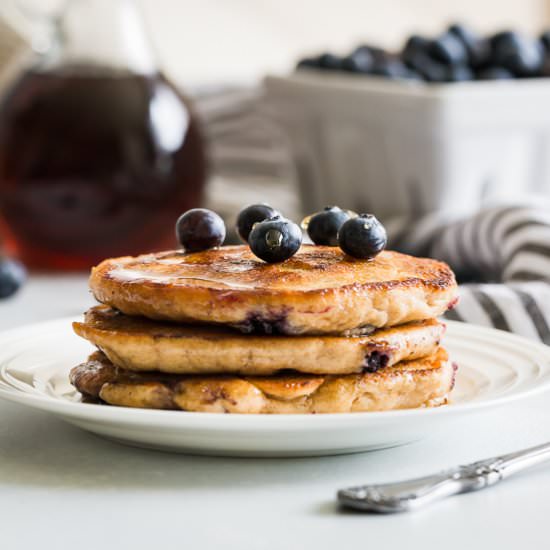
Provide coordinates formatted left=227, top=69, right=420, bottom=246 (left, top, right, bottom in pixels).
left=0, top=0, right=207, bottom=270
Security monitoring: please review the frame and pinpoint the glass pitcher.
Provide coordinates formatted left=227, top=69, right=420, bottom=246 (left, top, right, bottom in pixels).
left=0, top=0, right=207, bottom=270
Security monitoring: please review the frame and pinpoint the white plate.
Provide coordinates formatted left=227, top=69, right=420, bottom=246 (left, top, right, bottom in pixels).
left=0, top=318, right=550, bottom=457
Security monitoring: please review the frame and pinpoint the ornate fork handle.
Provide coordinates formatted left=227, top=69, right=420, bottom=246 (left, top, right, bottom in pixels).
left=338, top=442, right=550, bottom=513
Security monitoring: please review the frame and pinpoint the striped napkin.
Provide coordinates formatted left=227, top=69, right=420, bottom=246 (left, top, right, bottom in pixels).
left=387, top=205, right=550, bottom=344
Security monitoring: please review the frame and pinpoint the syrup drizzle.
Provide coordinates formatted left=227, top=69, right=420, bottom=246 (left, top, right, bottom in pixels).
left=109, top=267, right=258, bottom=289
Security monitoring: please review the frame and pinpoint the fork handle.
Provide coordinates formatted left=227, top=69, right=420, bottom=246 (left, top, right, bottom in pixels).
left=338, top=442, right=550, bottom=513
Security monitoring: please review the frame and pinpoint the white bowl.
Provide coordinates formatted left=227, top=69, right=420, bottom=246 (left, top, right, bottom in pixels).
left=264, top=71, right=550, bottom=220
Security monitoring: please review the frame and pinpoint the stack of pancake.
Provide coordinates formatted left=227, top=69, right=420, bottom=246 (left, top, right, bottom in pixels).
left=70, top=245, right=458, bottom=414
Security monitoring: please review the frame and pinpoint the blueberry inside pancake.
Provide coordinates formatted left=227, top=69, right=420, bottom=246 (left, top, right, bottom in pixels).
left=71, top=349, right=456, bottom=414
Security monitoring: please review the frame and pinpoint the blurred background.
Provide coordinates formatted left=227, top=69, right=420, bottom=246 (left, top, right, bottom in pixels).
left=1, top=0, right=550, bottom=294
left=2, top=0, right=545, bottom=85
left=129, top=0, right=550, bottom=84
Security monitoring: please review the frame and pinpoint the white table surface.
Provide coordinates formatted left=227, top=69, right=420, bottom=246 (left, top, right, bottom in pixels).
left=1, top=275, right=550, bottom=549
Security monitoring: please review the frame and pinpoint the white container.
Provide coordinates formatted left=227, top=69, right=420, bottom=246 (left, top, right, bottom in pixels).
left=264, top=72, right=550, bottom=220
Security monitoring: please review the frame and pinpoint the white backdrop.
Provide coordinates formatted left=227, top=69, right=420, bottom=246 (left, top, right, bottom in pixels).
left=2, top=0, right=550, bottom=86
left=140, top=0, right=550, bottom=85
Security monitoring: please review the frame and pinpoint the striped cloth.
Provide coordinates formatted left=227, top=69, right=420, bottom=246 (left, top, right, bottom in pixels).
left=192, top=85, right=292, bottom=181
left=387, top=205, right=550, bottom=344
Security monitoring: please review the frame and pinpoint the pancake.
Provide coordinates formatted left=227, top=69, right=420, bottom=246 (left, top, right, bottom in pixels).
left=73, top=305, right=445, bottom=375
left=90, top=245, right=457, bottom=335
left=70, top=348, right=456, bottom=414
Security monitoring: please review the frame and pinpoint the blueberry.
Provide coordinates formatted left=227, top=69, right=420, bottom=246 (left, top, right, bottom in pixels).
left=362, top=47, right=423, bottom=79
left=371, top=56, right=419, bottom=79
left=402, top=36, right=448, bottom=81
left=363, top=351, right=390, bottom=373
left=402, top=35, right=431, bottom=60
left=354, top=45, right=388, bottom=64
left=296, top=57, right=321, bottom=70
left=477, top=66, right=515, bottom=80
left=445, top=65, right=474, bottom=82
left=448, top=23, right=491, bottom=67
left=352, top=45, right=372, bottom=56
left=429, top=31, right=469, bottom=65
left=408, top=53, right=448, bottom=81
left=490, top=31, right=544, bottom=76
left=248, top=216, right=302, bottom=263
left=402, top=36, right=430, bottom=64
left=306, top=206, right=351, bottom=246
left=338, top=214, right=387, bottom=259
left=353, top=44, right=383, bottom=58
left=342, top=48, right=373, bottom=73
left=318, top=53, right=344, bottom=71
left=490, top=31, right=516, bottom=46
left=175, top=208, right=226, bottom=252
left=0, top=257, right=26, bottom=299
left=236, top=204, right=280, bottom=243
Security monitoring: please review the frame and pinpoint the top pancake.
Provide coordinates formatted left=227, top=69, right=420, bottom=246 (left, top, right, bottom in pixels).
left=90, top=245, right=457, bottom=335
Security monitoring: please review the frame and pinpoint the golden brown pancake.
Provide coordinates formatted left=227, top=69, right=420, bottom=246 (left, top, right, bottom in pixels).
left=74, top=305, right=445, bottom=376
left=70, top=349, right=456, bottom=414
left=89, top=245, right=457, bottom=335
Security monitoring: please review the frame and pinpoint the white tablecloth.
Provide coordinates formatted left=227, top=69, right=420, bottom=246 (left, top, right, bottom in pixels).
left=0, top=275, right=549, bottom=549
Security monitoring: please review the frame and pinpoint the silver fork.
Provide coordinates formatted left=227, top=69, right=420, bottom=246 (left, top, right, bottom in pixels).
left=337, top=441, right=550, bottom=513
